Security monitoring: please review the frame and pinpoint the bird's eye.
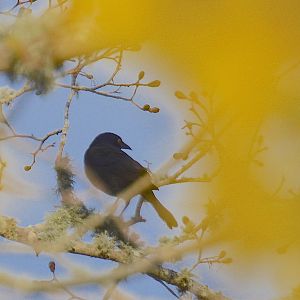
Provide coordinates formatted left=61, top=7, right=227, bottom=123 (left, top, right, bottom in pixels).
left=117, top=138, right=122, bottom=145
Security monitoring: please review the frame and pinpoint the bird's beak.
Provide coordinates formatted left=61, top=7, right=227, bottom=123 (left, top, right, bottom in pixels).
left=121, top=141, right=132, bottom=150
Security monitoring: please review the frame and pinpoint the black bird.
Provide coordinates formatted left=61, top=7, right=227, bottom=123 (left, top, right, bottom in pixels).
left=84, top=132, right=178, bottom=229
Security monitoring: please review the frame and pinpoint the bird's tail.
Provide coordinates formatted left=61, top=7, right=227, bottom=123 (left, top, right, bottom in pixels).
left=142, top=191, right=178, bottom=229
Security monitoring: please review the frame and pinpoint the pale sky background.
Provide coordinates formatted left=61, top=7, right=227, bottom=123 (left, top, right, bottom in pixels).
left=0, top=2, right=293, bottom=300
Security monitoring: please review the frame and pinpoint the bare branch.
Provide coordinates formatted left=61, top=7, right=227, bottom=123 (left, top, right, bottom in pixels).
left=0, top=159, right=6, bottom=190
left=57, top=75, right=77, bottom=160
left=0, top=214, right=229, bottom=300
left=0, top=83, right=32, bottom=105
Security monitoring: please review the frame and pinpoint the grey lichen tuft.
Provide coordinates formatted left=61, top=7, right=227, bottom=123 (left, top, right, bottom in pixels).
left=176, top=268, right=194, bottom=294
left=0, top=217, right=17, bottom=240
left=55, top=156, right=75, bottom=194
left=94, top=216, right=141, bottom=248
left=119, top=242, right=137, bottom=263
left=2, top=16, right=60, bottom=94
left=37, top=206, right=86, bottom=242
left=6, top=48, right=55, bottom=95
left=93, top=231, right=117, bottom=256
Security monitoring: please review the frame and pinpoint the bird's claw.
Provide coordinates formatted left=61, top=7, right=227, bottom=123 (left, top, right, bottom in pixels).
left=132, top=216, right=146, bottom=223
left=126, top=215, right=146, bottom=226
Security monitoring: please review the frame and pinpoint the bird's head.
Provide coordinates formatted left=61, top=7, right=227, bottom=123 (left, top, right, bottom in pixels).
left=89, top=132, right=132, bottom=150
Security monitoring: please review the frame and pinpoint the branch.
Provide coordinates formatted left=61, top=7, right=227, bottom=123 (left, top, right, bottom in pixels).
left=0, top=159, right=6, bottom=190
left=0, top=83, right=33, bottom=105
left=0, top=129, right=62, bottom=170
left=157, top=147, right=213, bottom=187
left=25, top=129, right=62, bottom=170
left=57, top=74, right=78, bottom=160
left=0, top=215, right=229, bottom=300
left=55, top=82, right=159, bottom=112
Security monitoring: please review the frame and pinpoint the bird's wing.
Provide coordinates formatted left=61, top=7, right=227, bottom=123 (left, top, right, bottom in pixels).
left=85, top=145, right=158, bottom=195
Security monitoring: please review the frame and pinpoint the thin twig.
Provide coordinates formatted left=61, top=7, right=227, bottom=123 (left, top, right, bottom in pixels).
left=126, top=197, right=146, bottom=226
left=56, top=82, right=148, bottom=111
left=148, top=275, right=179, bottom=299
left=0, top=83, right=32, bottom=105
left=49, top=272, right=86, bottom=300
left=102, top=282, right=118, bottom=300
left=57, top=75, right=77, bottom=160
left=0, top=159, right=6, bottom=190
left=26, top=129, right=62, bottom=169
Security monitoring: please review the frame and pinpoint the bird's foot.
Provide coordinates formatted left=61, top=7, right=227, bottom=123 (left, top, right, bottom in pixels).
left=107, top=198, right=121, bottom=215
left=126, top=215, right=146, bottom=226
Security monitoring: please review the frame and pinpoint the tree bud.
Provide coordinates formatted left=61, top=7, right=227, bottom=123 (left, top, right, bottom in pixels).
left=148, top=80, right=161, bottom=87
